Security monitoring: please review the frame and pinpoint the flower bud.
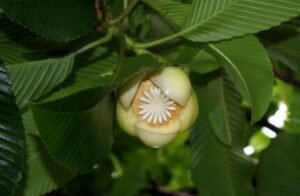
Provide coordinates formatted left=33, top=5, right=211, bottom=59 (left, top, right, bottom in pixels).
left=116, top=67, right=198, bottom=148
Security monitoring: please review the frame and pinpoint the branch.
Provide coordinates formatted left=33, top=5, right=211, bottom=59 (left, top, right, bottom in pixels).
left=256, top=118, right=283, bottom=134
left=141, top=179, right=198, bottom=196
left=246, top=110, right=283, bottom=134
left=273, top=68, right=300, bottom=88
left=108, top=0, right=140, bottom=26
left=73, top=30, right=113, bottom=55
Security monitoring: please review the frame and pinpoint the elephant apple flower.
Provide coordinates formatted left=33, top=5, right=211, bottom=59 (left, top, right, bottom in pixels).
left=116, top=67, right=198, bottom=148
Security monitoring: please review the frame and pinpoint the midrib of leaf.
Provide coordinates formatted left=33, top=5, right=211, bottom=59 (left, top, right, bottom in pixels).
left=151, top=0, right=237, bottom=38
left=224, top=149, right=254, bottom=196
left=183, top=0, right=236, bottom=31
left=224, top=150, right=238, bottom=196
left=207, top=44, right=252, bottom=106
left=134, top=1, right=236, bottom=48
left=220, top=77, right=231, bottom=142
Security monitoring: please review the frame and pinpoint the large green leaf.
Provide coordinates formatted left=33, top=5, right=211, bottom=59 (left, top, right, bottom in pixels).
left=182, top=0, right=300, bottom=42
left=256, top=133, right=300, bottom=196
left=0, top=65, right=24, bottom=195
left=6, top=55, right=74, bottom=108
left=17, top=112, right=73, bottom=196
left=0, top=0, right=97, bottom=42
left=207, top=75, right=245, bottom=145
left=207, top=36, right=274, bottom=122
left=30, top=54, right=160, bottom=173
left=143, top=0, right=190, bottom=27
left=191, top=86, right=254, bottom=196
left=30, top=89, right=114, bottom=173
left=45, top=47, right=117, bottom=101
left=144, top=0, right=300, bottom=43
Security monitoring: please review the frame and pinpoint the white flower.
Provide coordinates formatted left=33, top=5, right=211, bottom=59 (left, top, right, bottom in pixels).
left=116, top=67, right=198, bottom=148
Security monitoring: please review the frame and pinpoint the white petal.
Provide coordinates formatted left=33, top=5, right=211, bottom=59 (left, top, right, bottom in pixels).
left=165, top=110, right=172, bottom=118
left=118, top=75, right=144, bottom=109
left=179, top=90, right=199, bottom=131
left=135, top=119, right=181, bottom=148
left=139, top=96, right=152, bottom=103
left=116, top=102, right=137, bottom=136
left=150, top=67, right=192, bottom=106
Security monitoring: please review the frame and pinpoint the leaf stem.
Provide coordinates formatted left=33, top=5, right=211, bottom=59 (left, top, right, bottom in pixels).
left=108, top=0, right=140, bottom=25
left=130, top=31, right=183, bottom=49
left=125, top=36, right=172, bottom=64
left=74, top=30, right=113, bottom=55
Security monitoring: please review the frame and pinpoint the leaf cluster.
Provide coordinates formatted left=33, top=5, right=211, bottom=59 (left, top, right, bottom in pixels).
left=0, top=0, right=299, bottom=195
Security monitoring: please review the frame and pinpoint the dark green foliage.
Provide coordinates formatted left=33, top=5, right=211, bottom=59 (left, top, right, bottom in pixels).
left=0, top=64, right=24, bottom=195
left=0, top=0, right=299, bottom=195
left=0, top=0, right=98, bottom=42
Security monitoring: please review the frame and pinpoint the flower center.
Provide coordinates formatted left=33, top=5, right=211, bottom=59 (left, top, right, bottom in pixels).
left=132, top=80, right=180, bottom=126
left=138, top=86, right=176, bottom=124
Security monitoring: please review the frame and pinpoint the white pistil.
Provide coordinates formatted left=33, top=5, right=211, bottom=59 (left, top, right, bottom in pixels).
left=138, top=86, right=176, bottom=124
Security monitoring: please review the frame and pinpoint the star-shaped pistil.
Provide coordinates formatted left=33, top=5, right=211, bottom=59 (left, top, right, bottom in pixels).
left=138, top=87, right=176, bottom=124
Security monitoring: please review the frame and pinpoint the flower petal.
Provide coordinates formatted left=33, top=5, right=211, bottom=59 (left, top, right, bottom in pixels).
left=150, top=67, right=192, bottom=106
left=116, top=102, right=138, bottom=136
left=118, top=74, right=144, bottom=109
left=179, top=90, right=199, bottom=131
left=135, top=119, right=181, bottom=147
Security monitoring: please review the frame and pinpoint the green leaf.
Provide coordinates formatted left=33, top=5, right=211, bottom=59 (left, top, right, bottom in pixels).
left=286, top=90, right=300, bottom=133
left=187, top=50, right=219, bottom=74
left=30, top=89, right=114, bottom=173
left=110, top=162, right=147, bottom=196
left=115, top=54, right=162, bottom=86
left=207, top=36, right=274, bottom=122
left=45, top=47, right=117, bottom=101
left=191, top=86, right=255, bottom=196
left=0, top=15, right=48, bottom=65
left=256, top=133, right=300, bottom=196
left=17, top=112, right=73, bottom=196
left=182, top=0, right=300, bottom=42
left=260, top=25, right=300, bottom=74
left=175, top=41, right=202, bottom=64
left=6, top=55, right=74, bottom=108
left=207, top=75, right=245, bottom=145
left=0, top=65, right=24, bottom=195
left=143, top=0, right=190, bottom=27
left=0, top=0, right=98, bottom=42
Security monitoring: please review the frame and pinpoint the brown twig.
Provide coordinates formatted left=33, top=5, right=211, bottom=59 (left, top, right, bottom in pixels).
left=256, top=118, right=283, bottom=134
left=273, top=68, right=300, bottom=88
left=141, top=179, right=198, bottom=196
